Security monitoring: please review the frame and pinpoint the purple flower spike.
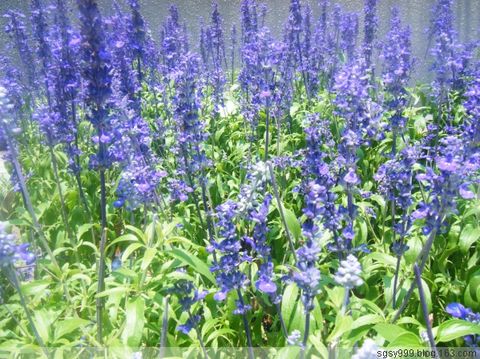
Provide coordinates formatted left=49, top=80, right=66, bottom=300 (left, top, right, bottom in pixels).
left=344, top=168, right=359, bottom=185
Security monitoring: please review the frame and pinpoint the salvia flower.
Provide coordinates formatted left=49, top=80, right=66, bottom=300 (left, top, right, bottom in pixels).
left=352, top=338, right=379, bottom=359
left=171, top=278, right=208, bottom=334
left=161, top=6, right=188, bottom=76
left=243, top=194, right=278, bottom=297
left=339, top=11, right=359, bottom=64
left=463, top=73, right=480, bottom=149
left=77, top=0, right=114, bottom=169
left=287, top=329, right=302, bottom=346
left=446, top=303, right=480, bottom=347
left=334, top=254, right=363, bottom=289
left=429, top=0, right=472, bottom=101
left=363, top=0, right=378, bottom=70
left=0, top=221, right=35, bottom=268
left=375, top=146, right=418, bottom=242
left=413, top=136, right=479, bottom=235
left=380, top=7, right=413, bottom=137
left=209, top=200, right=251, bottom=314
left=3, top=11, right=37, bottom=91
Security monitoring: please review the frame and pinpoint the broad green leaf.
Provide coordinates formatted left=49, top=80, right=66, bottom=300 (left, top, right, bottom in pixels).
left=141, top=247, right=157, bottom=271
left=21, top=280, right=50, bottom=296
left=373, top=324, right=410, bottom=343
left=165, top=248, right=215, bottom=284
left=351, top=314, right=384, bottom=330
left=122, top=242, right=144, bottom=262
left=309, top=330, right=328, bottom=359
left=205, top=328, right=236, bottom=345
left=281, top=283, right=304, bottom=332
left=121, top=297, right=145, bottom=347
left=459, top=224, right=480, bottom=253
left=366, top=252, right=397, bottom=268
left=435, top=319, right=480, bottom=343
left=33, top=310, right=53, bottom=344
left=328, top=314, right=353, bottom=341
left=282, top=207, right=301, bottom=241
left=106, top=234, right=139, bottom=250
left=54, top=318, right=90, bottom=340
left=387, top=332, right=424, bottom=348
left=96, top=286, right=130, bottom=298
left=76, top=223, right=95, bottom=241
left=124, top=225, right=147, bottom=243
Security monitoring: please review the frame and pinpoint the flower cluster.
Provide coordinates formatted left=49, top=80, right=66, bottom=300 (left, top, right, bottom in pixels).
left=363, top=0, right=378, bottom=69
left=245, top=194, right=277, bottom=296
left=429, top=0, right=473, bottom=100
left=209, top=200, right=251, bottom=314
left=446, top=303, right=480, bottom=347
left=0, top=221, right=35, bottom=268
left=352, top=338, right=379, bottom=359
left=77, top=0, right=113, bottom=169
left=380, top=7, right=413, bottom=136
left=171, top=279, right=208, bottom=334
left=413, top=136, right=479, bottom=235
left=3, top=11, right=37, bottom=91
left=200, top=3, right=227, bottom=112
left=334, top=254, right=363, bottom=289
left=375, top=146, right=418, bottom=246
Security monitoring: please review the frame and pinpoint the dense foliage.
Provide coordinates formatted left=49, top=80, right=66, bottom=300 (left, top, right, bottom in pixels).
left=0, top=0, right=479, bottom=357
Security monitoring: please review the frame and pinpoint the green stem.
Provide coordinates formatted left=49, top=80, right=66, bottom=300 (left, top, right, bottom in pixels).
left=413, top=264, right=438, bottom=355
left=96, top=164, right=108, bottom=344
left=236, top=289, right=254, bottom=359
left=9, top=267, right=49, bottom=356
left=159, top=296, right=169, bottom=358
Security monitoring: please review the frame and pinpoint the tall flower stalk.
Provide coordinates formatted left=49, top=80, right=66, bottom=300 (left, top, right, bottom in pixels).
left=77, top=0, right=113, bottom=343
left=30, top=0, right=74, bottom=246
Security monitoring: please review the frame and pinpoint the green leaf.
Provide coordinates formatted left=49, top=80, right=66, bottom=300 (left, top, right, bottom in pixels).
left=387, top=332, right=424, bottom=348
left=21, top=280, right=50, bottom=296
left=141, top=247, right=157, bottom=271
left=54, top=318, right=90, bottom=340
left=351, top=314, right=384, bottom=330
left=366, top=252, right=397, bottom=268
left=373, top=324, right=410, bottom=342
left=76, top=223, right=94, bottom=241
left=282, top=207, right=301, bottom=241
left=459, top=224, right=480, bottom=253
left=33, top=310, right=54, bottom=344
left=281, top=284, right=304, bottom=332
left=309, top=331, right=328, bottom=359
left=328, top=314, right=353, bottom=341
left=96, top=286, right=130, bottom=298
left=436, top=319, right=480, bottom=343
left=121, top=297, right=145, bottom=347
left=106, top=234, right=139, bottom=250
left=164, top=248, right=215, bottom=284
left=122, top=242, right=144, bottom=262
